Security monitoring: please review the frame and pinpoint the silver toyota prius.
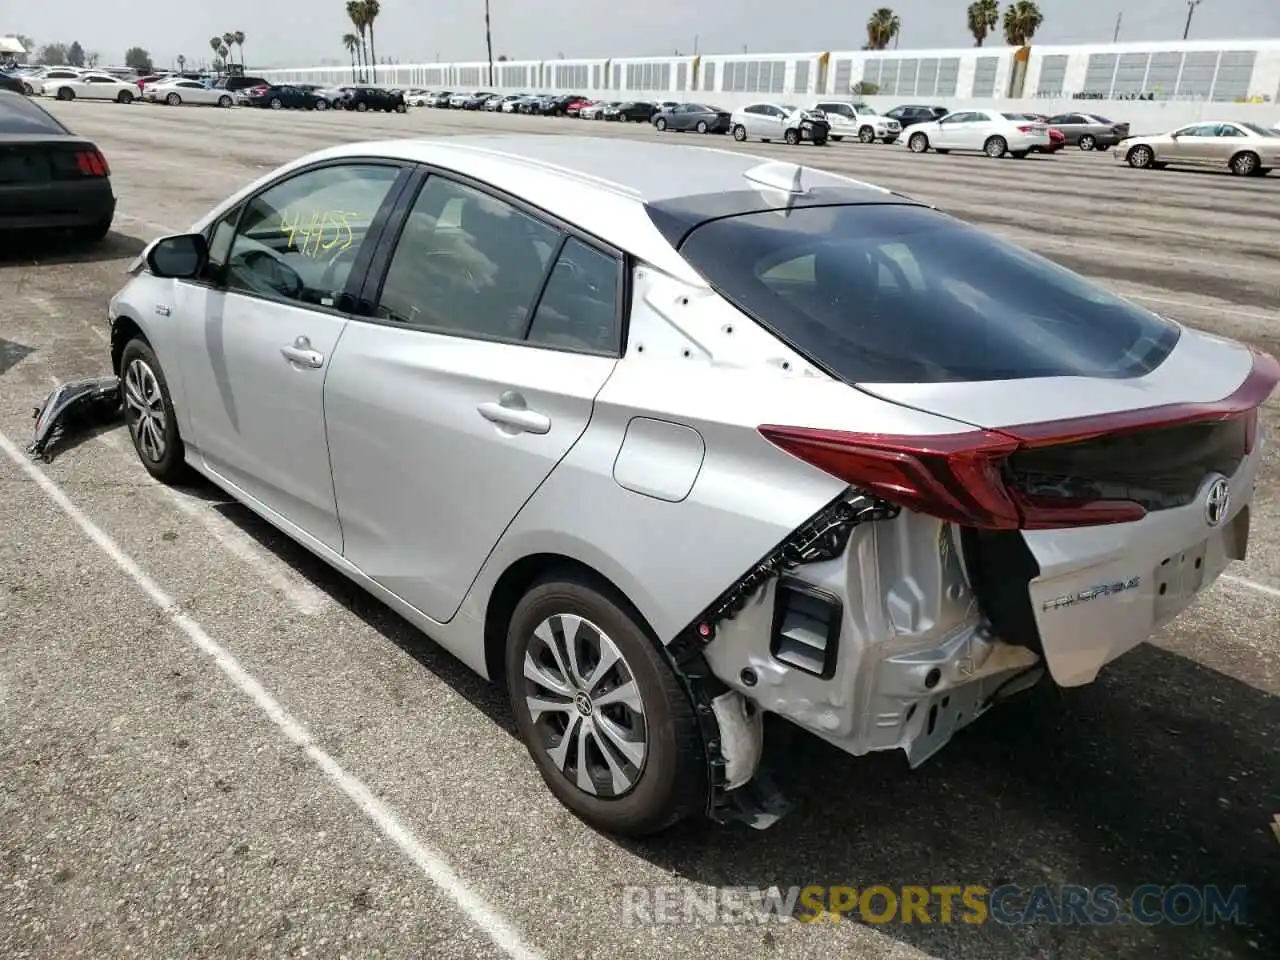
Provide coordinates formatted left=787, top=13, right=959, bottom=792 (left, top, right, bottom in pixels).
left=106, top=135, right=1278, bottom=837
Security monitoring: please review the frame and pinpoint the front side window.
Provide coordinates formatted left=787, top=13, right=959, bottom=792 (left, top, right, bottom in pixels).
left=224, top=163, right=401, bottom=306
left=375, top=176, right=558, bottom=338
left=674, top=203, right=1179, bottom=384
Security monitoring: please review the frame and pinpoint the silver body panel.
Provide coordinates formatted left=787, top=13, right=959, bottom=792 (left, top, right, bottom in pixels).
left=108, top=135, right=1269, bottom=773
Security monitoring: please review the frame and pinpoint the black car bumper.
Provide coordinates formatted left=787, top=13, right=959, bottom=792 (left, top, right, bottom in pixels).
left=798, top=120, right=830, bottom=142
left=0, top=180, right=115, bottom=232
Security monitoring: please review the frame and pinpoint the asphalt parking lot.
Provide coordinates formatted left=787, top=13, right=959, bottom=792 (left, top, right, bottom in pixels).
left=1, top=100, right=1278, bottom=960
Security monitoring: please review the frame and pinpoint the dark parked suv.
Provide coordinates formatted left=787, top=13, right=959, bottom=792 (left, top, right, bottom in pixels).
left=614, top=100, right=659, bottom=122
left=337, top=86, right=407, bottom=113
left=884, top=104, right=949, bottom=129
left=214, top=75, right=270, bottom=94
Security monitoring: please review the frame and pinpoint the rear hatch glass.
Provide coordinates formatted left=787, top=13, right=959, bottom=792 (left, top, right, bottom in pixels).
left=674, top=202, right=1179, bottom=385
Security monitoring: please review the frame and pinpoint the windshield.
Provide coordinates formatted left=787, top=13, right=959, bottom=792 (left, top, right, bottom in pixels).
left=1239, top=122, right=1279, bottom=137
left=676, top=204, right=1179, bottom=384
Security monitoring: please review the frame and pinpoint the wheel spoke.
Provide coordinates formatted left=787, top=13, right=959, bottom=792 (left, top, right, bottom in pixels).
left=533, top=618, right=573, bottom=688
left=545, top=712, right=582, bottom=775
left=588, top=722, right=635, bottom=795
left=593, top=713, right=645, bottom=769
left=575, top=720, right=596, bottom=795
left=593, top=679, right=642, bottom=713
left=523, top=650, right=572, bottom=697
left=582, top=638, right=620, bottom=695
left=525, top=694, right=573, bottom=721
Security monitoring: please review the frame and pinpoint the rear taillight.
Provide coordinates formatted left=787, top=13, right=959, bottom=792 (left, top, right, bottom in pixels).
left=757, top=425, right=1024, bottom=529
left=1017, top=125, right=1034, bottom=133
left=75, top=149, right=109, bottom=177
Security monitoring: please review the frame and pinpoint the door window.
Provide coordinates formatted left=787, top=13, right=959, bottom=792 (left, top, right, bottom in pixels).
left=525, top=237, right=621, bottom=353
left=375, top=176, right=558, bottom=339
left=223, top=163, right=402, bottom=307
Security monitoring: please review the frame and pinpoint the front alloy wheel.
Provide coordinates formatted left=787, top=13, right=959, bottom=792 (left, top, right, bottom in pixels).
left=119, top=338, right=188, bottom=483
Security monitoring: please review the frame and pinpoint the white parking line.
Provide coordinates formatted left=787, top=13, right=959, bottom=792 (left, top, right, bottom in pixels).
left=0, top=426, right=547, bottom=960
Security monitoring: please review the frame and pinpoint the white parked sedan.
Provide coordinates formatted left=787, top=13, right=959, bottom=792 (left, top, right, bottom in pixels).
left=905, top=109, right=1050, bottom=158
left=41, top=72, right=138, bottom=103
left=146, top=78, right=235, bottom=108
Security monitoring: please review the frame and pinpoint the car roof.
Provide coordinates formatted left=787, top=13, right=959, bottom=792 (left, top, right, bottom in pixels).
left=214, top=135, right=919, bottom=285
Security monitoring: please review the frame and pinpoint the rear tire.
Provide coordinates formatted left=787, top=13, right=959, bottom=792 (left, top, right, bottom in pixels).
left=117, top=91, right=134, bottom=104
left=506, top=574, right=708, bottom=837
left=119, top=339, right=190, bottom=485
left=1078, top=134, right=1096, bottom=151
left=57, top=87, right=75, bottom=101
left=696, top=120, right=707, bottom=134
left=984, top=135, right=1008, bottom=158
left=218, top=94, right=232, bottom=107
left=1230, top=151, right=1260, bottom=177
left=784, top=128, right=800, bottom=145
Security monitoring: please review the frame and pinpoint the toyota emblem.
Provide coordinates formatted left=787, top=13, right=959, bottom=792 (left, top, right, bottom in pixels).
left=1204, top=477, right=1230, bottom=528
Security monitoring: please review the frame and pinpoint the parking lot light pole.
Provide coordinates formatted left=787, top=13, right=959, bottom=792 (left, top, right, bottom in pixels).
left=1183, top=0, right=1201, bottom=39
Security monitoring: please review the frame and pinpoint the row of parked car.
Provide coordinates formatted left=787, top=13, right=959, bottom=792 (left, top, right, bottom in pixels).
left=0, top=65, right=410, bottom=113
left=407, top=88, right=1139, bottom=155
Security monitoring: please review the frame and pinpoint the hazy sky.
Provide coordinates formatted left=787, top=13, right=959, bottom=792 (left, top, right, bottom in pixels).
left=7, top=0, right=1280, bottom=70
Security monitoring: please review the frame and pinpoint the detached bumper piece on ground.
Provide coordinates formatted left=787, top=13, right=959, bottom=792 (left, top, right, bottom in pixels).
left=28, top=375, right=121, bottom=462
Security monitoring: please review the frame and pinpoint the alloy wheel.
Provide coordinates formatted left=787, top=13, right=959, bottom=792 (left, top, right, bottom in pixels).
left=522, top=613, right=648, bottom=798
left=124, top=359, right=167, bottom=462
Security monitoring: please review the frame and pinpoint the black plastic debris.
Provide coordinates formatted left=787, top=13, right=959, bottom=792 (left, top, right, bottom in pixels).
left=28, top=376, right=122, bottom=462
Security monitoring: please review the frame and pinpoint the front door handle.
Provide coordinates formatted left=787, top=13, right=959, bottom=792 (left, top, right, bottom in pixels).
left=477, top=392, right=551, bottom=435
left=281, top=335, right=324, bottom=369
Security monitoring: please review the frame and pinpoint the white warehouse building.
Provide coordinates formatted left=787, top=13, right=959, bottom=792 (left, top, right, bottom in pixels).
left=259, top=38, right=1280, bottom=127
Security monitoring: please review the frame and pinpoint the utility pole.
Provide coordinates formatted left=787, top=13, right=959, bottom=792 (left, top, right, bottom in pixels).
left=1183, top=0, right=1201, bottom=40
left=693, top=35, right=699, bottom=55
left=1113, top=10, right=1123, bottom=41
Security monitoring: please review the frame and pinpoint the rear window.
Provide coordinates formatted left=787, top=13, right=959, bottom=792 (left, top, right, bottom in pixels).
left=676, top=203, right=1179, bottom=384
left=0, top=94, right=69, bottom=135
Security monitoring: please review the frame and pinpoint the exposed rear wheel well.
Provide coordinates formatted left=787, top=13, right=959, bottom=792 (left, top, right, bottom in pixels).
left=110, top=315, right=147, bottom=375
left=483, top=553, right=660, bottom=690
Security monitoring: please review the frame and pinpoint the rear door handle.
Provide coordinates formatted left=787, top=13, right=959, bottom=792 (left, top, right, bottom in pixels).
left=281, top=335, right=324, bottom=369
left=477, top=393, right=551, bottom=435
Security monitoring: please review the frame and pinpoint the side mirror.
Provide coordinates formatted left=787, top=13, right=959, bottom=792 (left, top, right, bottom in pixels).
left=146, top=233, right=209, bottom=279
left=1170, top=132, right=1180, bottom=139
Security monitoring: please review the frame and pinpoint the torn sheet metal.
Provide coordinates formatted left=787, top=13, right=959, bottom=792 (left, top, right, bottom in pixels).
left=28, top=375, right=122, bottom=462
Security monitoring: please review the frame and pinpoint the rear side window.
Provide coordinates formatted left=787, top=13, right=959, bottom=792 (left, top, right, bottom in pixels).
left=0, top=94, right=69, bottom=134
left=675, top=203, right=1179, bottom=384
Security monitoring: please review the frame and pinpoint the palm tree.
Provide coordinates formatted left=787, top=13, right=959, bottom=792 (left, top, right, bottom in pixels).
left=176, top=54, right=186, bottom=71
left=1002, top=0, right=1044, bottom=46
left=363, top=0, right=381, bottom=83
left=218, top=44, right=230, bottom=68
left=234, top=31, right=245, bottom=68
left=967, top=0, right=999, bottom=46
left=222, top=32, right=236, bottom=65
left=209, top=36, right=223, bottom=70
left=346, top=1, right=369, bottom=81
left=865, top=8, right=901, bottom=51
left=342, top=33, right=360, bottom=82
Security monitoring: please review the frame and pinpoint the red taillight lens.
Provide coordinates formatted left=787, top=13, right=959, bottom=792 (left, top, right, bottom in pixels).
left=757, top=425, right=1150, bottom=530
left=757, top=425, right=1024, bottom=529
left=1017, top=125, right=1033, bottom=133
left=74, top=149, right=109, bottom=177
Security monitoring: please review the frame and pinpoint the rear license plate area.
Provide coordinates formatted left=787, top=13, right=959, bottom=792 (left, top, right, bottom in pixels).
left=1153, top=539, right=1208, bottom=621
left=0, top=152, right=50, bottom=183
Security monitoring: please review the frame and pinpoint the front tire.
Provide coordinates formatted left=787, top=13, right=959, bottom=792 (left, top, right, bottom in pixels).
left=506, top=574, right=708, bottom=837
left=908, top=131, right=929, bottom=153
left=166, top=93, right=181, bottom=106
left=858, top=125, right=875, bottom=143
left=655, top=117, right=667, bottom=131
left=1127, top=144, right=1154, bottom=169
left=732, top=124, right=747, bottom=141
left=119, top=339, right=189, bottom=484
